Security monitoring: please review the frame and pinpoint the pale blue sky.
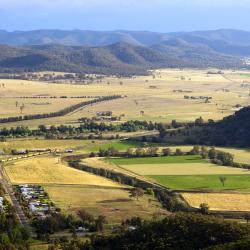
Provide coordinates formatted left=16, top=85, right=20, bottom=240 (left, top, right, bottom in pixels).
left=0, top=0, right=249, bottom=31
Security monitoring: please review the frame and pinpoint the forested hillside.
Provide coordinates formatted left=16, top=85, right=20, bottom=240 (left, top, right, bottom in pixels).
left=163, top=106, right=250, bottom=147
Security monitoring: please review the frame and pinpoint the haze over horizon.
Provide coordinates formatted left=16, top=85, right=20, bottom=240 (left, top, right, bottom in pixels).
left=0, top=0, right=249, bottom=32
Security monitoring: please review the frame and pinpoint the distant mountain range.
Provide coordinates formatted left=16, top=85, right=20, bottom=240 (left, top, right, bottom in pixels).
left=0, top=29, right=249, bottom=75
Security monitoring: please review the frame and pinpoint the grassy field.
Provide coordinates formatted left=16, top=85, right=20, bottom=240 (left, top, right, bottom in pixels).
left=0, top=138, right=92, bottom=150
left=107, top=155, right=204, bottom=165
left=4, top=156, right=119, bottom=186
left=182, top=192, right=250, bottom=211
left=1, top=69, right=250, bottom=128
left=104, top=154, right=250, bottom=191
left=88, top=140, right=145, bottom=152
left=149, top=175, right=250, bottom=191
left=45, top=185, right=168, bottom=223
left=123, top=163, right=250, bottom=176
left=3, top=155, right=168, bottom=224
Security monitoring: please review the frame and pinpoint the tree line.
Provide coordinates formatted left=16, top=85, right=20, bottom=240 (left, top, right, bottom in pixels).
left=68, top=159, right=190, bottom=212
left=0, top=95, right=122, bottom=124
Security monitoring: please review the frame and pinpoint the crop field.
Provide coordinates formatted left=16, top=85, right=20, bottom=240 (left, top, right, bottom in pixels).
left=105, top=155, right=250, bottom=191
left=123, top=164, right=250, bottom=176
left=4, top=156, right=120, bottom=186
left=149, top=175, right=250, bottom=191
left=0, top=138, right=93, bottom=151
left=182, top=193, right=250, bottom=211
left=1, top=69, right=250, bottom=128
left=108, top=155, right=204, bottom=165
left=45, top=185, right=168, bottom=223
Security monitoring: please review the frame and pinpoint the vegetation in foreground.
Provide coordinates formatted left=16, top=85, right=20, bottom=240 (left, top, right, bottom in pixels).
left=48, top=213, right=250, bottom=250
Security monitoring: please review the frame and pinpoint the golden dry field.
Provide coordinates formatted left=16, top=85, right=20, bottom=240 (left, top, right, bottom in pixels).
left=1, top=69, right=250, bottom=128
left=0, top=138, right=94, bottom=151
left=182, top=192, right=250, bottom=211
left=4, top=156, right=120, bottom=186
left=45, top=185, right=168, bottom=223
left=119, top=163, right=250, bottom=176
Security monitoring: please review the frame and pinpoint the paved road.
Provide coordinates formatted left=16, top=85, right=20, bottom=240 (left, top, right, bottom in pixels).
left=0, top=164, right=29, bottom=227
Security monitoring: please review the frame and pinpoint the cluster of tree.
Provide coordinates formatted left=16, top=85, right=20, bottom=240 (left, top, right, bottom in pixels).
left=32, top=210, right=107, bottom=240
left=162, top=106, right=250, bottom=148
left=78, top=119, right=162, bottom=132
left=74, top=213, right=250, bottom=250
left=0, top=120, right=165, bottom=139
left=0, top=95, right=122, bottom=124
left=0, top=73, right=105, bottom=83
left=12, top=95, right=103, bottom=99
left=0, top=185, right=30, bottom=249
left=68, top=160, right=190, bottom=212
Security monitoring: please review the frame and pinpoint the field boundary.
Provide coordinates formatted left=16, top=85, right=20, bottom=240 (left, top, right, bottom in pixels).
left=0, top=95, right=123, bottom=124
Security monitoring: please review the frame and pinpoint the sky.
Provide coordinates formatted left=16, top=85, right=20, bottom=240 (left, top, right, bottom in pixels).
left=0, top=0, right=250, bottom=32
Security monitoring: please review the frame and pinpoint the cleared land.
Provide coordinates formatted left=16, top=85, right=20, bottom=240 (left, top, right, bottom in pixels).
left=4, top=156, right=119, bottom=186
left=45, top=185, right=168, bottom=223
left=148, top=175, right=250, bottom=191
left=182, top=193, right=250, bottom=211
left=1, top=69, right=250, bottom=127
left=123, top=163, right=250, bottom=176
left=105, top=155, right=250, bottom=191
left=3, top=156, right=168, bottom=222
left=108, top=155, right=204, bottom=165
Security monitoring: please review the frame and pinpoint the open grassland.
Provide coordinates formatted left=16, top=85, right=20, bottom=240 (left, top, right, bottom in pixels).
left=122, top=163, right=250, bottom=176
left=0, top=98, right=88, bottom=118
left=45, top=185, right=168, bottom=223
left=106, top=155, right=250, bottom=176
left=1, top=69, right=250, bottom=127
left=182, top=193, right=250, bottom=211
left=149, top=175, right=250, bottom=191
left=107, top=155, right=204, bottom=165
left=0, top=138, right=93, bottom=150
left=104, top=154, right=250, bottom=191
left=4, top=156, right=120, bottom=187
left=87, top=140, right=145, bottom=152
left=93, top=140, right=250, bottom=165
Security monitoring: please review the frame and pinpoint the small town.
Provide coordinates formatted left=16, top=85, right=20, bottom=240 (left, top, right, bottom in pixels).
left=16, top=185, right=56, bottom=218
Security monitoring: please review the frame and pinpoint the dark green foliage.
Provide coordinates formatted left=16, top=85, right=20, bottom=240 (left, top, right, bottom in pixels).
left=81, top=213, right=250, bottom=250
left=168, top=106, right=250, bottom=148
left=0, top=184, right=30, bottom=249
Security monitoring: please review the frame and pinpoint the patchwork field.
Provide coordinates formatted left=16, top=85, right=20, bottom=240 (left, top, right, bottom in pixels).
left=106, top=155, right=250, bottom=191
left=182, top=193, right=250, bottom=211
left=1, top=69, right=250, bottom=128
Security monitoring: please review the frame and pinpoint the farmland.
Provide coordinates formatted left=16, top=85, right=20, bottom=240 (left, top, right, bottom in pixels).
left=1, top=68, right=250, bottom=232
left=4, top=156, right=120, bottom=186
left=45, top=185, right=168, bottom=223
left=3, top=156, right=166, bottom=223
left=182, top=193, right=250, bottom=211
left=105, top=155, right=250, bottom=190
left=0, top=69, right=250, bottom=128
